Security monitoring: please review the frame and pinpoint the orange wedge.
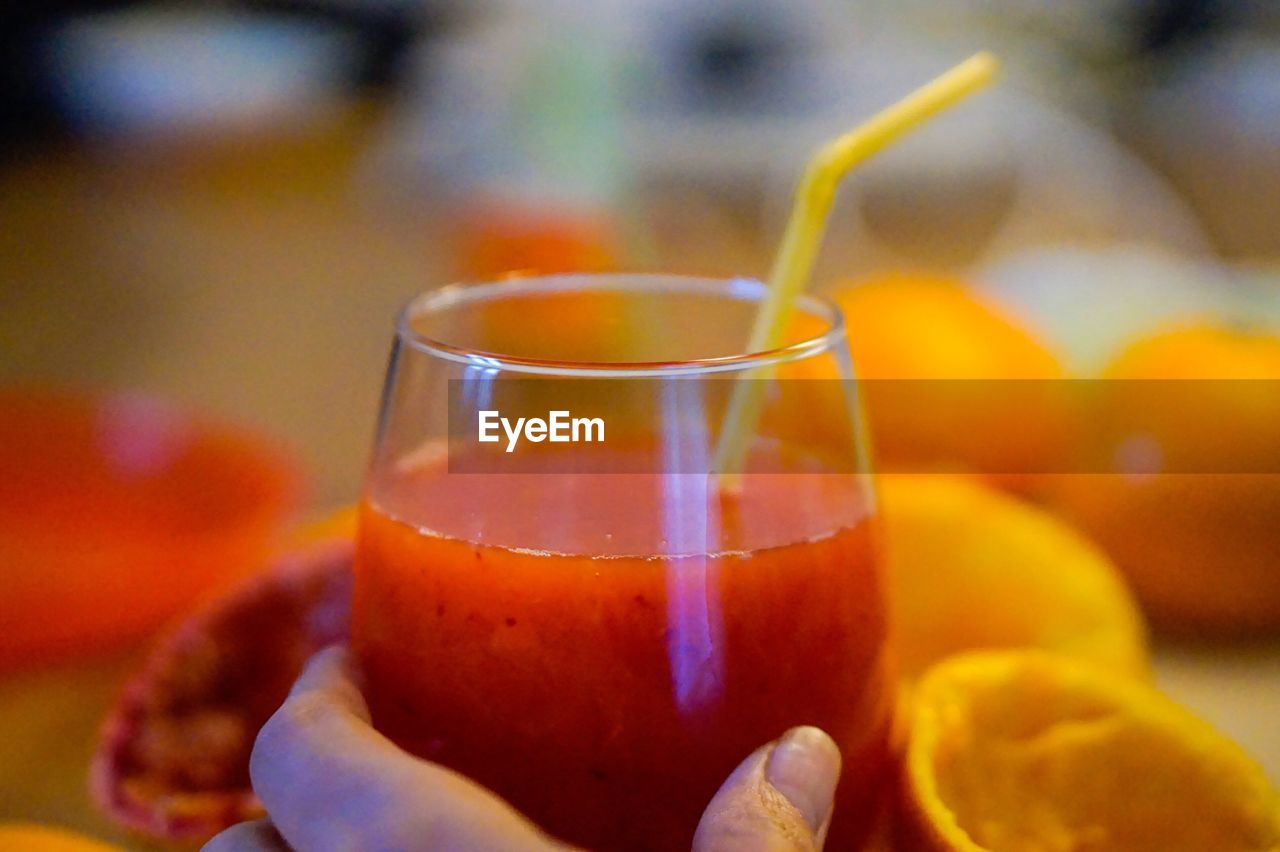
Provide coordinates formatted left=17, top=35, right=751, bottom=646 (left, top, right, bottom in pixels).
left=899, top=650, right=1280, bottom=851
left=0, top=824, right=121, bottom=852
left=881, top=475, right=1147, bottom=682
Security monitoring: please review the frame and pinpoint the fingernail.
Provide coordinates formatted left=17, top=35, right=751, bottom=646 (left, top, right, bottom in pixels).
left=764, top=726, right=842, bottom=834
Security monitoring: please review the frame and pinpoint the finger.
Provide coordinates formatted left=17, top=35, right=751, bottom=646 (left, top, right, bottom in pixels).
left=251, top=645, right=563, bottom=852
left=201, top=819, right=288, bottom=852
left=693, top=726, right=842, bottom=852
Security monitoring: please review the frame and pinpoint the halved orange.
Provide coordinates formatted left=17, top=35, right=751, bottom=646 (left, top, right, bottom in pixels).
left=880, top=474, right=1148, bottom=682
left=899, top=650, right=1280, bottom=851
left=92, top=539, right=352, bottom=842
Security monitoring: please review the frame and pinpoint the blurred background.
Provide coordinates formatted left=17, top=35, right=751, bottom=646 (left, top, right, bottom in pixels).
left=2, top=0, right=1280, bottom=843
left=4, top=0, right=1280, bottom=504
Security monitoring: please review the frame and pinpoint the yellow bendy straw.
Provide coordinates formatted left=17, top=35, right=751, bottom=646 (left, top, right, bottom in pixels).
left=713, top=51, right=1000, bottom=480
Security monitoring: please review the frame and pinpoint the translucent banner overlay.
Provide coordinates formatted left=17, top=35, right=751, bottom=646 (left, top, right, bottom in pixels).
left=445, top=379, right=1280, bottom=474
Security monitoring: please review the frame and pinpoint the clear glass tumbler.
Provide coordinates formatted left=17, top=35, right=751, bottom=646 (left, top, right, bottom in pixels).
left=353, top=274, right=892, bottom=850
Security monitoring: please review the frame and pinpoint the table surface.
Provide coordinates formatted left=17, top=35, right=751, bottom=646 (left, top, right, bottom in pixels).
left=0, top=639, right=1276, bottom=848
left=1, top=107, right=1277, bottom=847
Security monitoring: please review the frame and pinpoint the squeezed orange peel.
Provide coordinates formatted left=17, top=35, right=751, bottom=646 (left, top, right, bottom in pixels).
left=901, top=650, right=1280, bottom=851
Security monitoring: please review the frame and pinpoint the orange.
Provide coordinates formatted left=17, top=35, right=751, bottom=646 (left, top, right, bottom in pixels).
left=833, top=273, right=1062, bottom=381
left=1051, top=322, right=1280, bottom=633
left=880, top=474, right=1147, bottom=683
left=455, top=202, right=615, bottom=279
left=899, top=650, right=1280, bottom=851
left=0, top=824, right=121, bottom=852
left=830, top=273, right=1068, bottom=494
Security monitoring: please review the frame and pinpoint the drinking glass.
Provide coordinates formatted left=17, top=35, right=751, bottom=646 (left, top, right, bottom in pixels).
left=353, top=274, right=892, bottom=850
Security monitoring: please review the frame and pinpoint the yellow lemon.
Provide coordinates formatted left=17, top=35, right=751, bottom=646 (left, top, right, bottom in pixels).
left=881, top=474, right=1147, bottom=681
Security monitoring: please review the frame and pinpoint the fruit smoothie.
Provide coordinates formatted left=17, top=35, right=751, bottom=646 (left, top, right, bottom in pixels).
left=353, top=447, right=892, bottom=850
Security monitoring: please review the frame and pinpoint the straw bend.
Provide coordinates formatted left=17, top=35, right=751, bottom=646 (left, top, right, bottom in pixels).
left=714, top=51, right=1000, bottom=479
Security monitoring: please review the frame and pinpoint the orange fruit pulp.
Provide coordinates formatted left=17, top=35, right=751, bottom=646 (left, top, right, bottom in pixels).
left=353, top=444, right=894, bottom=851
left=0, top=389, right=297, bottom=670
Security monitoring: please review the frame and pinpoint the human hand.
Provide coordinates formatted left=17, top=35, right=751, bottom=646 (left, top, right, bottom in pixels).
left=204, top=646, right=842, bottom=851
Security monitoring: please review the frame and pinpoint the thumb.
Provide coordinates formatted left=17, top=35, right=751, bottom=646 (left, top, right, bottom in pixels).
left=693, top=726, right=841, bottom=852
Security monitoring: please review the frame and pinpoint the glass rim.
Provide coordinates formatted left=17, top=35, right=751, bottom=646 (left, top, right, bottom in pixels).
left=395, top=273, right=846, bottom=377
